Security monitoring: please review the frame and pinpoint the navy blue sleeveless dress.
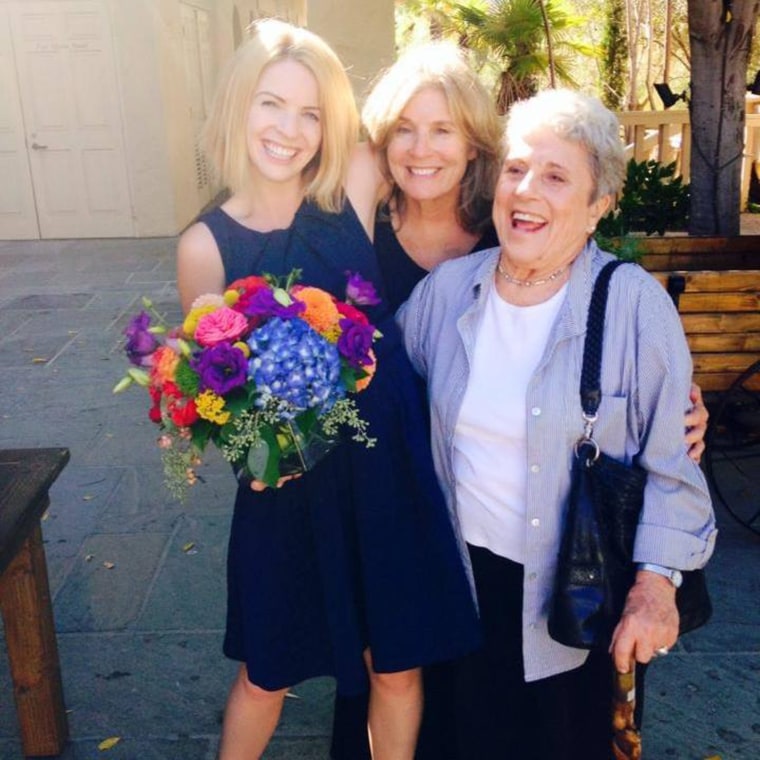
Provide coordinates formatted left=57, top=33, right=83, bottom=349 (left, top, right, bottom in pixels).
left=330, top=215, right=499, bottom=758
left=198, top=201, right=480, bottom=696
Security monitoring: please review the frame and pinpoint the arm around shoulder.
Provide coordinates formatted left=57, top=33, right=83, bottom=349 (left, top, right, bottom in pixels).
left=176, top=221, right=226, bottom=314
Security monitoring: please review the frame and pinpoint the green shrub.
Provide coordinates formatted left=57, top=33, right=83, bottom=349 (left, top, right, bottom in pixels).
left=597, top=159, right=690, bottom=237
left=593, top=232, right=643, bottom=262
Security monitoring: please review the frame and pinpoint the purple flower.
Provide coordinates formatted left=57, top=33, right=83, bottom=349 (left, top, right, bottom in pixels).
left=124, top=311, right=159, bottom=367
left=337, top=319, right=375, bottom=368
left=190, top=342, right=248, bottom=395
left=241, top=288, right=305, bottom=320
left=345, top=271, right=381, bottom=306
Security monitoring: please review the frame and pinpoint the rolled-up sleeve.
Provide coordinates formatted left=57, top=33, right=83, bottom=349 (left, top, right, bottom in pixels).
left=627, top=275, right=717, bottom=569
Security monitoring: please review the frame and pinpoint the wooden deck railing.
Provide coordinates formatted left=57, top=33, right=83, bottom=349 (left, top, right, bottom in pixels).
left=615, top=98, right=760, bottom=210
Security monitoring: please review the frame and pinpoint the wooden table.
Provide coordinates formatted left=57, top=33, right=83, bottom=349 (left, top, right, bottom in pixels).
left=0, top=448, right=69, bottom=757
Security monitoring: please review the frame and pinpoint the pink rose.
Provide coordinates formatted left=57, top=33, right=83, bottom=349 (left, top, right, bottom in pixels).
left=194, top=307, right=248, bottom=346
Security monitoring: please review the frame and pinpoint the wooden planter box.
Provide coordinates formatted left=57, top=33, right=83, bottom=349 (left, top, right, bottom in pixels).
left=622, top=235, right=760, bottom=393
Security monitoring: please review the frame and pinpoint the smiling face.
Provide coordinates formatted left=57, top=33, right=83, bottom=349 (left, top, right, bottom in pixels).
left=386, top=86, right=476, bottom=206
left=493, top=126, right=611, bottom=277
left=245, top=58, right=322, bottom=187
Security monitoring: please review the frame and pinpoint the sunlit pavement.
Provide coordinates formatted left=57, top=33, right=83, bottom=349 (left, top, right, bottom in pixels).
left=0, top=236, right=757, bottom=759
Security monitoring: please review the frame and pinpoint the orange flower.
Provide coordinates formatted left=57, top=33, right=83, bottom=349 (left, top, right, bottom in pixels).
left=355, top=350, right=377, bottom=391
left=151, top=345, right=180, bottom=386
left=294, top=287, right=341, bottom=335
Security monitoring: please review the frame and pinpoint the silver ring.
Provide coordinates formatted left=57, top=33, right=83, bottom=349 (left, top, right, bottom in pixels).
left=654, top=646, right=669, bottom=657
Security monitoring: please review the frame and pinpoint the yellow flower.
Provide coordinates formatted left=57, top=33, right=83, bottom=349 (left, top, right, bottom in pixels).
left=183, top=305, right=217, bottom=337
left=233, top=341, right=251, bottom=358
left=321, top=325, right=341, bottom=343
left=195, top=390, right=231, bottom=424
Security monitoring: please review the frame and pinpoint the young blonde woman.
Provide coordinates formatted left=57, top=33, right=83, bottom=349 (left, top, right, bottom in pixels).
left=177, top=21, right=480, bottom=760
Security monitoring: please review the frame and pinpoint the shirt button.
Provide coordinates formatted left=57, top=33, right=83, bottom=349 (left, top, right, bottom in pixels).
left=529, top=622, right=538, bottom=630
left=528, top=572, right=537, bottom=581
left=530, top=464, right=540, bottom=474
left=531, top=407, right=542, bottom=416
left=530, top=518, right=541, bottom=527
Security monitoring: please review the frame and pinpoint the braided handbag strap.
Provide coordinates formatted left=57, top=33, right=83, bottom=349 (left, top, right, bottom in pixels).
left=580, top=260, right=626, bottom=416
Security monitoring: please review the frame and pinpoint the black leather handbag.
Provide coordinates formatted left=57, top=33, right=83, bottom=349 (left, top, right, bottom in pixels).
left=548, top=260, right=712, bottom=650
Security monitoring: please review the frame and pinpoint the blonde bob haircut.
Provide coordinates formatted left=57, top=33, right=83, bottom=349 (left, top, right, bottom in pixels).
left=202, top=18, right=358, bottom=213
left=361, top=42, right=503, bottom=234
left=504, top=89, right=626, bottom=202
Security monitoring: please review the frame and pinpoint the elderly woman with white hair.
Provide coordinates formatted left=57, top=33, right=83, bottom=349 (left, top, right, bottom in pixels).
left=398, top=89, right=717, bottom=759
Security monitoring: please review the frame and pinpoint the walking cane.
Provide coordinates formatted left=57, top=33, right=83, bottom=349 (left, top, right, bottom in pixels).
left=612, top=666, right=642, bottom=759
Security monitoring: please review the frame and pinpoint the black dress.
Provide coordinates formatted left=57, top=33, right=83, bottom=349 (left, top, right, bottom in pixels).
left=198, top=202, right=480, bottom=697
left=374, top=214, right=499, bottom=312
left=330, top=215, right=499, bottom=758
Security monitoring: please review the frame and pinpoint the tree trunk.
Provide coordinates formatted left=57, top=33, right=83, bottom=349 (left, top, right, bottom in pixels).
left=537, top=0, right=557, bottom=88
left=687, top=0, right=759, bottom=235
left=626, top=0, right=641, bottom=109
left=644, top=0, right=654, bottom=109
left=663, top=0, right=673, bottom=83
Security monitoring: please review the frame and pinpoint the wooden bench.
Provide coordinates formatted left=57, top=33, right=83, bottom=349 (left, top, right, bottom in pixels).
left=0, top=448, right=69, bottom=757
left=637, top=236, right=760, bottom=535
left=638, top=236, right=760, bottom=393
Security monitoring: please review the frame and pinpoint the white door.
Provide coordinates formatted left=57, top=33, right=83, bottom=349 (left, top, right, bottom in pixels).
left=9, top=0, right=133, bottom=238
left=0, top=6, right=39, bottom=239
left=181, top=3, right=215, bottom=209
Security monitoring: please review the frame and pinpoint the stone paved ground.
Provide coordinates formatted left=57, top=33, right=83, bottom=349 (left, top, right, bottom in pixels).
left=739, top=212, right=760, bottom=234
left=0, top=236, right=758, bottom=759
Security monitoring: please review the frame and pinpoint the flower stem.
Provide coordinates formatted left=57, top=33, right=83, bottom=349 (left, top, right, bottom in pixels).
left=287, top=421, right=307, bottom=471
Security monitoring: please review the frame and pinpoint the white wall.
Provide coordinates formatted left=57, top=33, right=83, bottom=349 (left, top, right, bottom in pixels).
left=107, top=0, right=186, bottom=236
left=1, top=0, right=395, bottom=238
left=308, top=0, right=394, bottom=101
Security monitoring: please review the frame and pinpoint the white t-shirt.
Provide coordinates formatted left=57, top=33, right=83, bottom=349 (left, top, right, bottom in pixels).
left=454, top=279, right=567, bottom=563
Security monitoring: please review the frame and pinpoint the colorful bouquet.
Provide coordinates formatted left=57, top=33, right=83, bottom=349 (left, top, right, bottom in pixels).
left=114, top=269, right=381, bottom=499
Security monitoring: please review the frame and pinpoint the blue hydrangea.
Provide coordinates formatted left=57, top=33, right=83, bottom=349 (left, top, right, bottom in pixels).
left=247, top=317, right=344, bottom=420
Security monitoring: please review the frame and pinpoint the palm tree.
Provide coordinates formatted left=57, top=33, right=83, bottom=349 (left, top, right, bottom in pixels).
left=441, top=0, right=596, bottom=112
left=538, top=0, right=558, bottom=87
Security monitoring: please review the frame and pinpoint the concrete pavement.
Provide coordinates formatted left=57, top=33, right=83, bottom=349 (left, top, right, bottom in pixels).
left=0, top=236, right=757, bottom=759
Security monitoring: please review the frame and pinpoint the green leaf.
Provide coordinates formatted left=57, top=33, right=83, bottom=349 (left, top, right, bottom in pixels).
left=247, top=427, right=282, bottom=487
left=599, top=158, right=689, bottom=238
left=283, top=267, right=303, bottom=290
left=340, top=365, right=358, bottom=393
left=272, top=287, right=292, bottom=307
left=190, top=420, right=213, bottom=450
left=247, top=439, right=269, bottom=481
left=224, top=389, right=251, bottom=415
left=177, top=338, right=193, bottom=357
left=112, top=376, right=133, bottom=394
left=127, top=367, right=150, bottom=386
